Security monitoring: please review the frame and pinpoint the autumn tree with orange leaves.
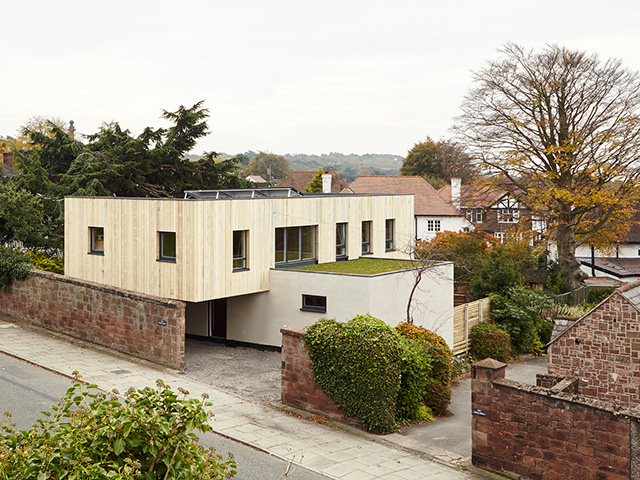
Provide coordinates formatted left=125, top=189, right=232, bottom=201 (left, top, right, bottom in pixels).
left=456, top=43, right=640, bottom=288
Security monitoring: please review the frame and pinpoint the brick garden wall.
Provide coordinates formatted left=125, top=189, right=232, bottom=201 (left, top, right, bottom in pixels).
left=472, top=359, right=640, bottom=480
left=280, top=326, right=362, bottom=429
left=548, top=290, right=640, bottom=408
left=0, top=271, right=185, bottom=370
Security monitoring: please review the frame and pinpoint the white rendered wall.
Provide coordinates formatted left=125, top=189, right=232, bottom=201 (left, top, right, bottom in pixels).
left=415, top=216, right=472, bottom=241
left=226, top=262, right=454, bottom=348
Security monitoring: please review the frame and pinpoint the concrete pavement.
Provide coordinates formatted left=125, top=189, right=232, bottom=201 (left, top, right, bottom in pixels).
left=0, top=318, right=492, bottom=480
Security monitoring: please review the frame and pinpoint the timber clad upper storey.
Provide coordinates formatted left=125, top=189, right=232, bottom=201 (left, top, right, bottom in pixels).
left=64, top=191, right=414, bottom=304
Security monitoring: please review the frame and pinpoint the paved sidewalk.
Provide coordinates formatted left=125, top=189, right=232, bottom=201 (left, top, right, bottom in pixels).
left=0, top=319, right=489, bottom=480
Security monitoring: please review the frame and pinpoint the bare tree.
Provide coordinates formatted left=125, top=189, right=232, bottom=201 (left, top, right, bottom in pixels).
left=455, top=43, right=640, bottom=288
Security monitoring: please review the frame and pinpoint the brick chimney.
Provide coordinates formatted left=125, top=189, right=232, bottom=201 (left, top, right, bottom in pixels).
left=2, top=152, right=13, bottom=169
left=68, top=120, right=76, bottom=141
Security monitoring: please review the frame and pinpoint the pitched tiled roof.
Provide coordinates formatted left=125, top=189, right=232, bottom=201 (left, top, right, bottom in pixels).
left=346, top=176, right=462, bottom=216
left=1, top=164, right=19, bottom=176
left=277, top=171, right=348, bottom=193
left=578, top=257, right=640, bottom=278
left=438, top=181, right=511, bottom=208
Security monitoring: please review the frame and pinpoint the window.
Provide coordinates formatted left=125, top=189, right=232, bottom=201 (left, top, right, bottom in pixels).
left=498, top=209, right=520, bottom=223
left=385, top=219, right=395, bottom=251
left=158, top=231, right=176, bottom=262
left=494, top=232, right=505, bottom=244
left=427, top=220, right=441, bottom=232
left=466, top=210, right=474, bottom=222
left=336, top=223, right=347, bottom=259
left=233, top=230, right=248, bottom=270
left=275, top=226, right=316, bottom=265
left=89, top=227, right=104, bottom=255
left=361, top=221, right=372, bottom=254
left=301, top=294, right=327, bottom=313
left=476, top=209, right=484, bottom=223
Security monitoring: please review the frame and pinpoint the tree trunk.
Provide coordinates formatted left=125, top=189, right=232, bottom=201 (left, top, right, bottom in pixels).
left=556, top=216, right=587, bottom=289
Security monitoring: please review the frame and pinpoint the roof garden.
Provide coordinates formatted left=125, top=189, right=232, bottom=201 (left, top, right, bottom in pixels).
left=292, top=258, right=422, bottom=275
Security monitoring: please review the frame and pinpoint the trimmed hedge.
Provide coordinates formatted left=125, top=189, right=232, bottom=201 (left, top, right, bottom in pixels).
left=395, top=323, right=452, bottom=416
left=469, top=322, right=511, bottom=362
left=304, top=315, right=403, bottom=433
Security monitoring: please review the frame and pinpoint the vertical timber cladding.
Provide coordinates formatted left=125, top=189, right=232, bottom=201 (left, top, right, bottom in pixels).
left=64, top=193, right=414, bottom=303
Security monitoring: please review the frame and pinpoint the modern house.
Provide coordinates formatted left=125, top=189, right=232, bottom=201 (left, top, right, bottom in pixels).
left=343, top=176, right=472, bottom=241
left=64, top=189, right=455, bottom=347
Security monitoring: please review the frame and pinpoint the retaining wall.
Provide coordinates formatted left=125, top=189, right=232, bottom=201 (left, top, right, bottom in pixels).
left=0, top=271, right=185, bottom=370
left=472, top=359, right=640, bottom=480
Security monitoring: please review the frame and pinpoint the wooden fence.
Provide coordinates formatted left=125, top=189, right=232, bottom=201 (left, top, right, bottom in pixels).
left=453, top=297, right=490, bottom=355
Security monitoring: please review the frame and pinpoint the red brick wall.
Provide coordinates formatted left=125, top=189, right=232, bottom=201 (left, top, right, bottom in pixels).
left=0, top=271, right=185, bottom=370
left=472, top=360, right=639, bottom=480
left=280, top=326, right=362, bottom=429
left=548, top=292, right=640, bottom=407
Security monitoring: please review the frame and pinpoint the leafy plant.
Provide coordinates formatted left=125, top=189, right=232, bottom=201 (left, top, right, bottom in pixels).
left=469, top=322, right=512, bottom=362
left=491, top=286, right=553, bottom=354
left=396, top=337, right=433, bottom=421
left=0, top=377, right=237, bottom=479
left=27, top=250, right=64, bottom=274
left=0, top=247, right=32, bottom=291
left=304, top=315, right=403, bottom=433
left=588, top=288, right=614, bottom=306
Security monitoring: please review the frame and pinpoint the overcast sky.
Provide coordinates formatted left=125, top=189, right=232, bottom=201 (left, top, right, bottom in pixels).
left=2, top=1, right=640, bottom=157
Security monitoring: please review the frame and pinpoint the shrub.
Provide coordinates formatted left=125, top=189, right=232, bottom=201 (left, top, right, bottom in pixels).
left=491, top=286, right=553, bottom=354
left=26, top=250, right=64, bottom=274
left=396, top=337, right=432, bottom=421
left=469, top=322, right=511, bottom=362
left=305, top=315, right=403, bottom=433
left=0, top=378, right=237, bottom=479
left=588, top=287, right=614, bottom=306
left=537, top=320, right=555, bottom=346
left=0, top=247, right=32, bottom=291
left=395, top=322, right=453, bottom=416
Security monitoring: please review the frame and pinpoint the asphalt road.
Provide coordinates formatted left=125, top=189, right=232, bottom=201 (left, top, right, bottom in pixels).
left=0, top=353, right=329, bottom=480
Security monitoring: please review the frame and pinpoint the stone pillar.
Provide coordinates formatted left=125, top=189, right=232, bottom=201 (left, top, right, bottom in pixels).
left=471, top=358, right=506, bottom=469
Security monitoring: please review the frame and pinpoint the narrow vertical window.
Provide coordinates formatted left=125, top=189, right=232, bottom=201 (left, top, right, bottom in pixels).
left=336, top=223, right=347, bottom=259
left=158, top=232, right=176, bottom=262
left=89, top=227, right=104, bottom=255
left=385, top=219, right=395, bottom=251
left=233, top=230, right=248, bottom=270
left=362, top=221, right=372, bottom=254
left=476, top=209, right=483, bottom=223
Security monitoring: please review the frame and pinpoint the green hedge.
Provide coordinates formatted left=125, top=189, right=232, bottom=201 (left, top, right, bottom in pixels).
left=27, top=250, right=64, bottom=274
left=0, top=247, right=32, bottom=291
left=469, top=322, right=511, bottom=362
left=304, top=315, right=403, bottom=433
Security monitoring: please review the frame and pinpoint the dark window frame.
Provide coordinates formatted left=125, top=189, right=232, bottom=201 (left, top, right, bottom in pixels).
left=301, top=294, right=327, bottom=313
left=158, top=231, right=177, bottom=263
left=385, top=219, right=395, bottom=252
left=89, top=226, right=104, bottom=255
left=361, top=220, right=372, bottom=255
left=233, top=230, right=248, bottom=271
left=275, top=226, right=317, bottom=266
left=336, top=222, right=347, bottom=260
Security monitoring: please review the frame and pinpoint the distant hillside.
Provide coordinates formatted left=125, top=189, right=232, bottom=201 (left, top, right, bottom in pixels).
left=187, top=151, right=403, bottom=183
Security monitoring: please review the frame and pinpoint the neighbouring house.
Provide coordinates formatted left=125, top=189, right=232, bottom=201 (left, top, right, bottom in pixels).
left=2, top=152, right=20, bottom=176
left=343, top=176, right=472, bottom=241
left=278, top=170, right=348, bottom=193
left=246, top=174, right=267, bottom=183
left=547, top=280, right=640, bottom=408
left=438, top=179, right=542, bottom=244
left=64, top=188, right=455, bottom=348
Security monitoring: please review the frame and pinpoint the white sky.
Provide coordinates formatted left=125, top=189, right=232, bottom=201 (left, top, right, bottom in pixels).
left=2, top=0, right=640, bottom=157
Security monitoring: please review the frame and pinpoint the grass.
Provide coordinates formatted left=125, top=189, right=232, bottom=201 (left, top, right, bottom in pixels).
left=292, top=258, right=421, bottom=275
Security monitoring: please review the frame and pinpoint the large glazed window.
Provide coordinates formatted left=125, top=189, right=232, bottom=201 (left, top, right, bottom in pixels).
left=158, top=231, right=176, bottom=262
left=89, top=227, right=104, bottom=255
left=361, top=221, right=372, bottom=254
left=274, top=226, right=317, bottom=265
left=336, top=223, right=347, bottom=259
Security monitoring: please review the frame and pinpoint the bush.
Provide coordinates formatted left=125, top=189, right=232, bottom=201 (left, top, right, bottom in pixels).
left=0, top=247, right=32, bottom=291
left=491, top=286, right=553, bottom=354
left=395, top=322, right=453, bottom=416
left=588, top=287, right=614, bottom=306
left=0, top=378, right=237, bottom=479
left=305, top=315, right=403, bottom=433
left=537, top=320, right=555, bottom=346
left=26, top=250, right=64, bottom=274
left=469, top=322, right=512, bottom=362
left=396, top=337, right=432, bottom=421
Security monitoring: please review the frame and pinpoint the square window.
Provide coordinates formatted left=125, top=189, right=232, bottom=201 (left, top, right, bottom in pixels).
left=158, top=231, right=176, bottom=262
left=89, top=227, right=104, bottom=255
left=362, top=221, right=372, bottom=254
left=427, top=220, right=441, bottom=232
left=233, top=230, right=248, bottom=270
left=336, top=223, right=347, bottom=259
left=301, top=294, right=327, bottom=313
left=385, top=219, right=395, bottom=251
